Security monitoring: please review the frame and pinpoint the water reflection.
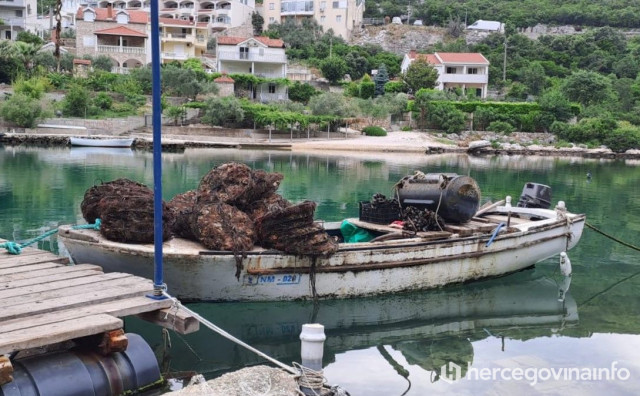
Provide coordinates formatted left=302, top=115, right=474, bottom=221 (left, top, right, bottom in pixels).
left=125, top=269, right=576, bottom=381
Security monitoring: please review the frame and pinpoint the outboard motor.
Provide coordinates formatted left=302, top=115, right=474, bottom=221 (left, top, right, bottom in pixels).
left=395, top=173, right=481, bottom=224
left=516, top=182, right=552, bottom=209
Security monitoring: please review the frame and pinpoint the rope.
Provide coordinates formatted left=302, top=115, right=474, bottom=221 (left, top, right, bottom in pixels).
left=160, top=291, right=298, bottom=375
left=586, top=222, right=640, bottom=252
left=0, top=219, right=101, bottom=255
left=293, top=362, right=326, bottom=395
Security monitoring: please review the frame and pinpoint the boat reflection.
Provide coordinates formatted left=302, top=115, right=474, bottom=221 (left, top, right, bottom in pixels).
left=125, top=269, right=576, bottom=379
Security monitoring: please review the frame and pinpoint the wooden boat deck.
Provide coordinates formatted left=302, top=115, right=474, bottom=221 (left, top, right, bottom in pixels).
left=0, top=239, right=198, bottom=357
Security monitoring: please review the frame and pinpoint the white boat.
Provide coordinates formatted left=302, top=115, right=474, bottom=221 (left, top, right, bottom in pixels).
left=58, top=199, right=585, bottom=302
left=70, top=137, right=134, bottom=148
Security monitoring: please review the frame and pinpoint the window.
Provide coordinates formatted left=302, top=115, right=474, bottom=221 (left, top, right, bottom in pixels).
left=320, top=16, right=325, bottom=22
left=240, top=47, right=249, bottom=59
left=269, top=2, right=274, bottom=10
left=476, top=88, right=482, bottom=97
left=268, top=84, right=276, bottom=94
left=15, top=9, right=23, bottom=17
left=269, top=17, right=275, bottom=22
left=333, top=1, right=338, bottom=8
left=467, top=68, right=478, bottom=74
left=259, top=48, right=264, bottom=56
left=320, top=1, right=326, bottom=10
left=336, top=15, right=342, bottom=22
left=446, top=67, right=457, bottom=74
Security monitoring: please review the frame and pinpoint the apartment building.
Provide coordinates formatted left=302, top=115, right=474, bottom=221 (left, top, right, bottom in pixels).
left=401, top=51, right=490, bottom=98
left=261, top=0, right=364, bottom=40
left=89, top=0, right=254, bottom=33
left=0, top=0, right=37, bottom=40
left=76, top=5, right=214, bottom=72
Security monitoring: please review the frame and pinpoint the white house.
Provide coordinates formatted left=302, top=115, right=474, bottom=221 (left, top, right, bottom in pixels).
left=216, top=35, right=288, bottom=102
left=0, top=0, right=37, bottom=40
left=467, top=19, right=504, bottom=33
left=401, top=51, right=490, bottom=98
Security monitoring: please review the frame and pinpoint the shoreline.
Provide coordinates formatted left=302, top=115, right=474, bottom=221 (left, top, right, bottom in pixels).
left=2, top=131, right=640, bottom=160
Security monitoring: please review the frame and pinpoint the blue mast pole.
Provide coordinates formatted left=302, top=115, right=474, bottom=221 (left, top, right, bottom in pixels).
left=150, top=0, right=165, bottom=298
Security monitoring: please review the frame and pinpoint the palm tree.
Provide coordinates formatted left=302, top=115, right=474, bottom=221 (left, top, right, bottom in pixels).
left=12, top=41, right=42, bottom=76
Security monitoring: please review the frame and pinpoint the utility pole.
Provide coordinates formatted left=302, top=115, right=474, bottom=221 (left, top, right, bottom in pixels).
left=502, top=36, right=507, bottom=82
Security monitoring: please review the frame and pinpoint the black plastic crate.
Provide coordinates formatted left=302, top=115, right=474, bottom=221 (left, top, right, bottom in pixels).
left=359, top=201, right=402, bottom=224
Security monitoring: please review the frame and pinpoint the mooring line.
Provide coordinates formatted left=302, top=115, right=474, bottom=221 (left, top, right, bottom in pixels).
left=161, top=291, right=297, bottom=375
left=586, top=222, right=640, bottom=252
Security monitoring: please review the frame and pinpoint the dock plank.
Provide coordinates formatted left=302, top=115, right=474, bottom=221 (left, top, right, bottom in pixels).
left=0, top=279, right=154, bottom=321
left=0, top=272, right=137, bottom=304
left=0, top=253, right=68, bottom=269
left=0, top=262, right=64, bottom=276
left=0, top=314, right=123, bottom=355
left=0, top=269, right=103, bottom=291
left=0, top=264, right=102, bottom=283
left=0, top=297, right=173, bottom=334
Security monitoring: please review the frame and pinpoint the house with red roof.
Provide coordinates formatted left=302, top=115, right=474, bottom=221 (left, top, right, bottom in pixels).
left=216, top=36, right=288, bottom=102
left=401, top=51, right=490, bottom=98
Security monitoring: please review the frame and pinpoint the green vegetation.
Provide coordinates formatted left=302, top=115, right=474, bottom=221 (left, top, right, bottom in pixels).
left=362, top=126, right=387, bottom=136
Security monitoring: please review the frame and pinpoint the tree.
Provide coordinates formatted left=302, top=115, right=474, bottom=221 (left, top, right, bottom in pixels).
left=0, top=93, right=47, bottom=128
left=201, top=96, right=244, bottom=126
left=344, top=51, right=369, bottom=81
left=16, top=31, right=43, bottom=46
left=62, top=84, right=91, bottom=117
left=288, top=82, right=319, bottom=104
left=165, top=105, right=186, bottom=125
left=520, top=61, right=547, bottom=96
left=374, top=63, right=389, bottom=96
left=359, top=74, right=374, bottom=99
left=251, top=12, right=264, bottom=35
left=562, top=70, right=614, bottom=106
left=320, top=56, right=348, bottom=84
left=403, top=57, right=438, bottom=93
left=92, top=55, right=114, bottom=72
left=538, top=89, right=574, bottom=123
left=309, top=92, right=355, bottom=117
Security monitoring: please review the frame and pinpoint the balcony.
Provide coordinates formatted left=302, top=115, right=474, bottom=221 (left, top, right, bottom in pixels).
left=218, top=51, right=286, bottom=63
left=0, top=0, right=26, bottom=7
left=162, top=52, right=189, bottom=60
left=161, top=33, right=195, bottom=42
left=257, top=92, right=288, bottom=102
left=439, top=73, right=488, bottom=84
left=280, top=0, right=313, bottom=15
left=97, top=45, right=146, bottom=55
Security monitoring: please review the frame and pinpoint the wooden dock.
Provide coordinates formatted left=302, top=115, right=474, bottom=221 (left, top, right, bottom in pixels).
left=0, top=239, right=198, bottom=359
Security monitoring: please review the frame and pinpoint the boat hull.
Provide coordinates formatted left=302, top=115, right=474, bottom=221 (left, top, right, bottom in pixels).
left=58, top=212, right=585, bottom=301
left=70, top=137, right=134, bottom=148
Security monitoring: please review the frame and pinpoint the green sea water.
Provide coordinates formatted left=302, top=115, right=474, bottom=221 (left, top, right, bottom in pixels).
left=1, top=145, right=639, bottom=395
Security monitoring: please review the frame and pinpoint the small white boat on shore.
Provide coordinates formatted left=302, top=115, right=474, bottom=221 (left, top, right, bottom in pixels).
left=70, top=137, right=134, bottom=148
left=58, top=196, right=585, bottom=302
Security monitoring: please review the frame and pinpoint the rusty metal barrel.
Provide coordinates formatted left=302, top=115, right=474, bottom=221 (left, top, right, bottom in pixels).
left=396, top=173, right=481, bottom=223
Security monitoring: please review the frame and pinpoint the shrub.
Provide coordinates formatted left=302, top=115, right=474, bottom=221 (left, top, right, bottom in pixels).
left=62, top=85, right=91, bottom=117
left=93, top=92, right=113, bottom=110
left=12, top=75, right=52, bottom=100
left=0, top=93, right=47, bottom=128
left=201, top=96, right=244, bottom=126
left=384, top=81, right=407, bottom=94
left=362, top=126, right=387, bottom=136
left=288, top=81, right=319, bottom=104
left=428, top=103, right=467, bottom=134
left=359, top=75, right=375, bottom=99
left=401, top=126, right=412, bottom=131
left=603, top=124, right=640, bottom=153
left=488, top=121, right=516, bottom=134
left=549, top=121, right=571, bottom=138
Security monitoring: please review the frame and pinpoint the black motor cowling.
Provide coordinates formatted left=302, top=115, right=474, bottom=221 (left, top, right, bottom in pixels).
left=517, top=182, right=552, bottom=209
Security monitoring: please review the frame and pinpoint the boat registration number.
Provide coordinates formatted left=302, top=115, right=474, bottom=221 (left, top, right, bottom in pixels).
left=243, top=274, right=301, bottom=286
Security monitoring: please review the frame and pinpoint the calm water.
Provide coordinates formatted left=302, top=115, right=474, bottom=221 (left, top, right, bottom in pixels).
left=1, top=145, right=639, bottom=395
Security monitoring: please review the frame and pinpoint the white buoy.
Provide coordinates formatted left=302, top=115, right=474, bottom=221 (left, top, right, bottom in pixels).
left=505, top=195, right=512, bottom=208
left=559, top=252, right=572, bottom=276
left=299, top=323, right=326, bottom=395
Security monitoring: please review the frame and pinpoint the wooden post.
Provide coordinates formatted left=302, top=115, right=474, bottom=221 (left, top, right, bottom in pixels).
left=98, top=329, right=128, bottom=355
left=0, top=355, right=13, bottom=386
